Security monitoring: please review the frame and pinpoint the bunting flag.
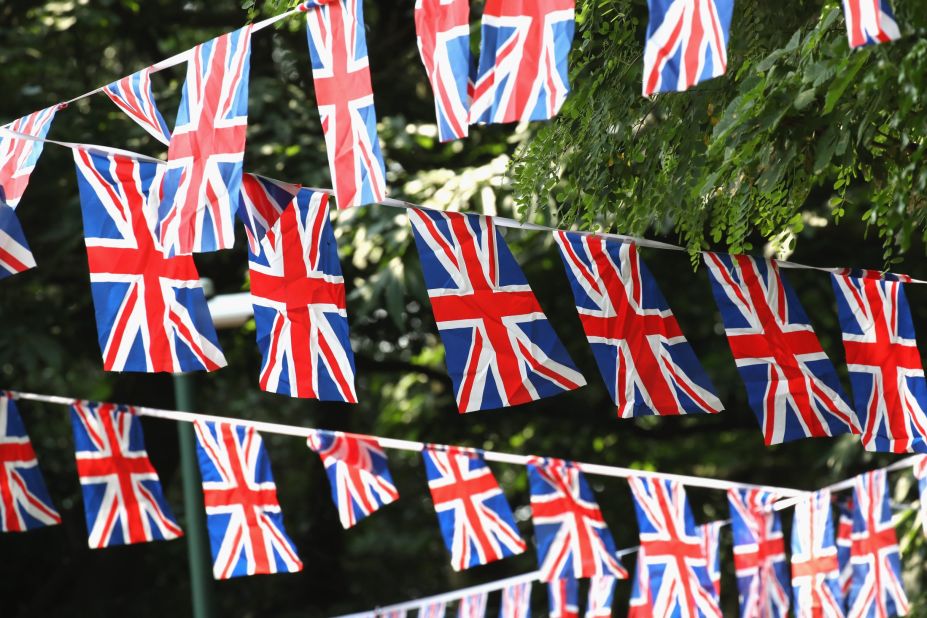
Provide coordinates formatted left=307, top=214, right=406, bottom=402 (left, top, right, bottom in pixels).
left=418, top=602, right=447, bottom=618
left=103, top=67, right=172, bottom=145
left=193, top=420, right=303, bottom=579
left=727, top=488, right=790, bottom=618
left=628, top=477, right=722, bottom=617
left=628, top=548, right=653, bottom=618
left=790, top=490, right=843, bottom=618
left=554, top=231, right=722, bottom=417
left=0, top=106, right=57, bottom=208
left=247, top=189, right=357, bottom=401
left=458, top=592, right=488, bottom=618
left=380, top=611, right=407, bottom=618
left=470, top=0, right=575, bottom=125
left=70, top=400, right=182, bottom=548
left=840, top=0, right=901, bottom=48
left=585, top=576, right=616, bottom=618
left=421, top=446, right=526, bottom=570
left=0, top=201, right=37, bottom=280
left=831, top=273, right=927, bottom=453
left=548, top=577, right=579, bottom=618
left=73, top=147, right=227, bottom=373
left=527, top=457, right=627, bottom=582
left=159, top=26, right=253, bottom=256
left=237, top=173, right=301, bottom=254
left=642, top=0, right=734, bottom=96
left=304, top=0, right=387, bottom=209
left=845, top=470, right=909, bottom=617
left=914, top=456, right=927, bottom=538
left=0, top=393, right=60, bottom=532
left=699, top=521, right=723, bottom=600
left=409, top=208, right=585, bottom=412
left=306, top=430, right=398, bottom=529
left=499, top=581, right=532, bottom=618
left=704, top=253, right=859, bottom=445
left=414, top=0, right=472, bottom=142
left=836, top=498, right=854, bottom=606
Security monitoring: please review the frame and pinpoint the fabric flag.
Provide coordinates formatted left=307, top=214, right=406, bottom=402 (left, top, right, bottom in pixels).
left=0, top=106, right=57, bottom=208
left=414, top=0, right=472, bottom=142
left=699, top=521, right=723, bottom=600
left=0, top=201, right=36, bottom=280
left=915, top=456, right=927, bottom=538
left=548, top=577, right=579, bottom=618
left=379, top=611, right=407, bottom=618
left=306, top=430, right=398, bottom=528
left=831, top=273, right=927, bottom=453
left=304, top=0, right=387, bottom=209
left=840, top=0, right=901, bottom=48
left=790, top=490, right=843, bottom=617
left=554, top=231, right=722, bottom=417
left=70, top=400, right=182, bottom=548
left=470, top=0, right=575, bottom=125
left=104, top=67, right=172, bottom=145
left=585, top=575, right=616, bottom=618
left=418, top=602, right=447, bottom=618
left=193, top=420, right=302, bottom=579
left=845, top=470, right=909, bottom=617
left=0, top=392, right=60, bottom=532
left=527, top=457, right=627, bottom=582
left=159, top=26, right=252, bottom=256
left=247, top=188, right=356, bottom=401
left=409, top=208, right=585, bottom=412
left=628, top=548, right=653, bottom=618
left=499, top=581, right=532, bottom=618
left=726, top=488, right=790, bottom=618
left=642, top=0, right=734, bottom=96
left=73, top=147, right=226, bottom=373
left=237, top=173, right=301, bottom=254
left=704, top=252, right=859, bottom=445
left=458, top=592, right=488, bottom=618
left=421, top=446, right=526, bottom=570
left=836, top=498, right=854, bottom=606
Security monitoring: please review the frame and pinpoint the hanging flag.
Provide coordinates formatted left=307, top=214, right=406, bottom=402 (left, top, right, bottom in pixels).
left=585, top=575, right=616, bottom=618
left=409, top=208, right=585, bottom=412
left=831, top=273, right=927, bottom=453
left=104, top=67, right=172, bottom=145
left=193, top=420, right=303, bottom=579
left=704, top=253, right=859, bottom=445
left=699, top=521, right=723, bottom=600
left=840, top=0, right=901, bottom=48
left=548, top=577, right=579, bottom=618
left=915, top=456, right=927, bottom=538
left=470, top=0, right=575, bottom=125
left=554, top=231, right=722, bottom=417
left=0, top=201, right=36, bottom=280
left=70, top=400, right=182, bottom=548
left=159, top=26, right=253, bottom=256
left=499, top=581, right=532, bottom=618
left=836, top=498, right=854, bottom=607
left=304, top=0, right=387, bottom=208
left=306, top=430, right=398, bottom=529
left=628, top=548, right=653, bottom=618
left=0, top=392, right=60, bottom=532
left=414, top=0, right=472, bottom=142
left=790, top=490, right=843, bottom=617
left=248, top=189, right=356, bottom=401
left=726, top=488, right=790, bottom=618
left=237, top=173, right=301, bottom=254
left=527, top=457, right=627, bottom=581
left=458, top=592, right=488, bottom=618
left=418, top=602, right=447, bottom=618
left=379, top=611, right=407, bottom=618
left=422, top=446, right=526, bottom=570
left=73, top=147, right=226, bottom=373
left=0, top=106, right=58, bottom=208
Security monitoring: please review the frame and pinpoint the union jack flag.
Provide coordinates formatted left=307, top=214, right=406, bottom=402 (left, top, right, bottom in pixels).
left=0, top=393, right=60, bottom=532
left=548, top=577, right=579, bottom=618
left=378, top=611, right=407, bottom=618
left=248, top=189, right=356, bottom=401
left=0, top=202, right=36, bottom=280
left=527, top=457, right=627, bottom=582
left=790, top=490, right=843, bottom=618
left=306, top=430, right=398, bottom=528
left=554, top=231, right=722, bottom=418
left=914, top=456, right=927, bottom=538
left=704, top=253, right=859, bottom=445
left=699, top=521, right=723, bottom=600
left=585, top=575, right=616, bottom=618
left=832, top=274, right=927, bottom=453
left=70, top=400, right=182, bottom=548
left=305, top=0, right=387, bottom=208
left=422, top=446, right=526, bottom=570
left=726, top=488, right=790, bottom=618
left=837, top=498, right=854, bottom=605
left=159, top=26, right=252, bottom=256
left=499, top=581, right=532, bottom=618
left=237, top=173, right=301, bottom=254
left=418, top=602, right=447, bottom=618
left=409, top=208, right=585, bottom=412
left=193, top=420, right=303, bottom=579
left=104, top=67, right=172, bottom=145
left=457, top=592, right=487, bottom=618
left=73, top=147, right=227, bottom=373
left=845, top=470, right=909, bottom=618
left=841, top=0, right=901, bottom=48
left=470, top=0, right=575, bottom=125
left=628, top=548, right=653, bottom=618
left=0, top=106, right=58, bottom=208
left=642, top=0, right=734, bottom=96
left=628, top=477, right=722, bottom=617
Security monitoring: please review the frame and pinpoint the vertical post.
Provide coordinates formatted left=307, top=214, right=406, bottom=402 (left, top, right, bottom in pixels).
left=174, top=373, right=215, bottom=618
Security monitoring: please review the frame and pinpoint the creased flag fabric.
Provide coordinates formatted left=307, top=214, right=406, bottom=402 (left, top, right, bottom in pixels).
left=499, top=581, right=532, bottom=618
left=409, top=208, right=585, bottom=412
left=840, top=0, right=901, bottom=48
left=0, top=106, right=57, bottom=208
left=548, top=577, right=579, bottom=618
left=237, top=173, right=301, bottom=254
left=628, top=548, right=653, bottom=618
left=585, top=575, right=616, bottom=618
left=642, top=0, right=733, bottom=96
left=418, top=602, right=447, bottom=618
left=194, top=420, right=302, bottom=579
left=470, top=0, right=575, bottom=125
left=70, top=400, right=182, bottom=548
left=527, top=457, right=627, bottom=582
left=555, top=231, right=722, bottom=417
left=159, top=26, right=252, bottom=256
left=0, top=201, right=36, bottom=280
left=306, top=430, right=398, bottom=529
left=305, top=0, right=387, bottom=209
left=458, top=592, right=488, bottom=618
left=790, top=490, right=843, bottom=618
left=73, top=147, right=226, bottom=373
left=0, top=393, right=60, bottom=532
left=915, top=456, right=927, bottom=539
left=704, top=253, right=859, bottom=445
left=247, top=189, right=356, bottom=402
left=422, top=446, right=526, bottom=570
left=831, top=273, right=927, bottom=453
left=837, top=499, right=854, bottom=605
left=700, top=521, right=723, bottom=600
left=104, top=68, right=172, bottom=145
